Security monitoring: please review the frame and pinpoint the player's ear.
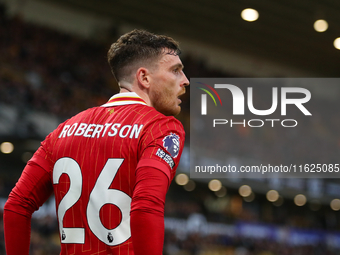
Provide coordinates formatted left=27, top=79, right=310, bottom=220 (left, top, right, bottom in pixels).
left=136, top=67, right=151, bottom=89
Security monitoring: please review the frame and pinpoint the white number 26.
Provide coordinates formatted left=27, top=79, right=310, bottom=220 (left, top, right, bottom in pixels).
left=53, top=157, right=131, bottom=246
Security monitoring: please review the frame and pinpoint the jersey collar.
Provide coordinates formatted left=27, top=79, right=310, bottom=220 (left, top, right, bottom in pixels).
left=101, top=92, right=148, bottom=107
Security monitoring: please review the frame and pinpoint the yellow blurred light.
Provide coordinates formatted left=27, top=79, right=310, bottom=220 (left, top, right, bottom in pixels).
left=208, top=179, right=222, bottom=191
left=241, top=8, right=259, bottom=22
left=239, top=185, right=252, bottom=197
left=184, top=180, right=196, bottom=191
left=294, top=194, right=307, bottom=206
left=215, top=186, right=227, bottom=197
left=334, top=38, right=340, bottom=50
left=1, top=142, right=14, bottom=154
left=266, top=190, right=279, bottom=202
left=330, top=199, right=340, bottom=211
left=175, top=173, right=189, bottom=186
left=314, top=19, right=328, bottom=32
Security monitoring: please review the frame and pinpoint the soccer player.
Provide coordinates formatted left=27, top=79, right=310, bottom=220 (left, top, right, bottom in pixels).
left=4, top=29, right=189, bottom=255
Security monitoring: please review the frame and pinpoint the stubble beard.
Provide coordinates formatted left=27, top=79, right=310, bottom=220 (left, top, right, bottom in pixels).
left=151, top=88, right=180, bottom=116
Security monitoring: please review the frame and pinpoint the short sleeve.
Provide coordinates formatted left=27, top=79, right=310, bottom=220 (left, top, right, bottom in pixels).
left=136, top=116, right=185, bottom=182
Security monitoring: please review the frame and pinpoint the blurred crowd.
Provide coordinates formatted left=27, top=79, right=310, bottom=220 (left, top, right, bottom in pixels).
left=0, top=3, right=236, bottom=134
left=0, top=5, right=116, bottom=119
left=163, top=232, right=337, bottom=255
left=0, top=198, right=339, bottom=255
left=2, top=3, right=340, bottom=255
left=2, top=2, right=340, bottom=167
left=0, top=182, right=340, bottom=254
left=167, top=182, right=340, bottom=230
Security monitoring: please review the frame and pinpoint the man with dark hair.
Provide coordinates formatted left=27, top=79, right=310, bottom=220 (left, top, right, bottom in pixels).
left=4, top=29, right=189, bottom=255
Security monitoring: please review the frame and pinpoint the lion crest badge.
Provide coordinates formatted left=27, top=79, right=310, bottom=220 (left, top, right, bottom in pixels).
left=163, top=133, right=180, bottom=158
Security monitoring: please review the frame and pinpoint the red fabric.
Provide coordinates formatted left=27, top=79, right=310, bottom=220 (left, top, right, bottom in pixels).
left=3, top=210, right=31, bottom=255
left=4, top=93, right=185, bottom=255
left=137, top=159, right=172, bottom=180
left=131, top=166, right=169, bottom=255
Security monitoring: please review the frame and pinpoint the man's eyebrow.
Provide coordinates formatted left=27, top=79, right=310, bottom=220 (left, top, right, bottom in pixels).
left=171, top=63, right=184, bottom=70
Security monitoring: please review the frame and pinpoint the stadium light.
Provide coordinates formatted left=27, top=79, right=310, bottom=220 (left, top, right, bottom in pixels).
left=314, top=19, right=328, bottom=32
left=294, top=194, right=307, bottom=206
left=175, top=173, right=189, bottom=186
left=239, top=185, right=252, bottom=197
left=241, top=8, right=259, bottom=22
left=334, top=38, right=340, bottom=50
left=208, top=179, right=222, bottom=191
left=266, top=190, right=279, bottom=202
left=0, top=142, right=14, bottom=154
left=330, top=199, right=340, bottom=211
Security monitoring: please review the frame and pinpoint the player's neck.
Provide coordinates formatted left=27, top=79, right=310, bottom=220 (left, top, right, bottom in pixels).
left=119, top=88, right=151, bottom=106
left=120, top=87, right=132, bottom=93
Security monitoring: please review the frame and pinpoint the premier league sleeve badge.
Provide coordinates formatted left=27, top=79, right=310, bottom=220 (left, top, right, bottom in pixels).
left=163, top=133, right=180, bottom=158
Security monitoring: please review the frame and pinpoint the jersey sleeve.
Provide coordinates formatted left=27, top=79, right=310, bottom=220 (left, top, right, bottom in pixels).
left=130, top=165, right=169, bottom=255
left=136, top=116, right=185, bottom=183
left=131, top=115, right=185, bottom=255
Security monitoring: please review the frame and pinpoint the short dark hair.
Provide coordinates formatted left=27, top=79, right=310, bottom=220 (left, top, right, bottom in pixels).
left=107, top=29, right=181, bottom=82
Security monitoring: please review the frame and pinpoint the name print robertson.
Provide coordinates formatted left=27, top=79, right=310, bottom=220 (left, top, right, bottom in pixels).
left=59, top=123, right=144, bottom=139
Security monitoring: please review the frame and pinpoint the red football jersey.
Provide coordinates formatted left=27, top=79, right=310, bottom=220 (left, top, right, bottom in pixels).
left=11, top=92, right=185, bottom=254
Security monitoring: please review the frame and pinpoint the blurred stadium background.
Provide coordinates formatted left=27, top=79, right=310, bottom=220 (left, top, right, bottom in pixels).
left=1, top=0, right=340, bottom=254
